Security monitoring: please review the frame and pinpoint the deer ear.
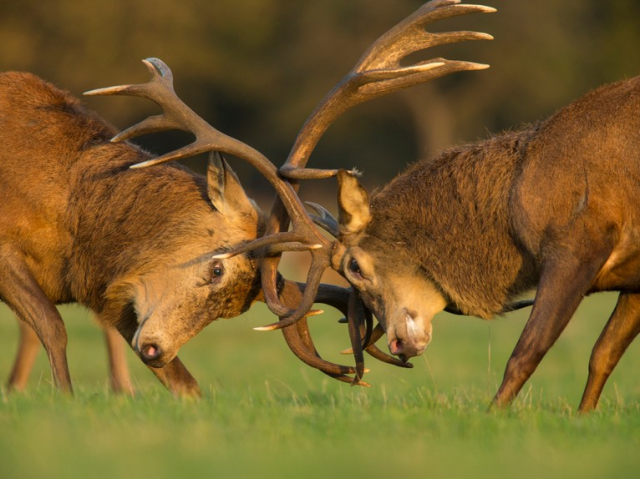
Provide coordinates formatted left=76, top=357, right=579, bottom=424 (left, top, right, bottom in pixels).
left=337, top=169, right=372, bottom=237
left=207, top=152, right=227, bottom=213
left=207, top=152, right=258, bottom=219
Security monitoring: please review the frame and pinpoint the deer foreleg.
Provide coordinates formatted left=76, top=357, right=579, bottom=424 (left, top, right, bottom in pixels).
left=579, top=292, right=640, bottom=412
left=492, top=252, right=607, bottom=408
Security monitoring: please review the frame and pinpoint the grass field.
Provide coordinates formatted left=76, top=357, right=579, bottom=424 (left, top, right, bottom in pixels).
left=1, top=292, right=639, bottom=479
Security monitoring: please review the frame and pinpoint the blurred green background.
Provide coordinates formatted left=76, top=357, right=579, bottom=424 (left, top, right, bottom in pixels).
left=2, top=1, right=640, bottom=478
left=2, top=0, right=640, bottom=202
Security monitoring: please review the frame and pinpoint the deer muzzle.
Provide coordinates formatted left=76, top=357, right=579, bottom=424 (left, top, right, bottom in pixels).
left=387, top=309, right=431, bottom=361
left=132, top=316, right=176, bottom=368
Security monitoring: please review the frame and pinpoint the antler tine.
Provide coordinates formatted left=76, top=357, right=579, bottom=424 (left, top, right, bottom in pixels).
left=346, top=292, right=367, bottom=384
left=279, top=0, right=495, bottom=178
left=366, top=344, right=415, bottom=368
left=86, top=59, right=285, bottom=181
left=340, top=323, right=415, bottom=369
left=305, top=202, right=340, bottom=238
left=255, top=252, right=331, bottom=331
left=290, top=320, right=371, bottom=387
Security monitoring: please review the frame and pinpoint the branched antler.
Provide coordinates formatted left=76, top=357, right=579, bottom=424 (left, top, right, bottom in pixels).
left=280, top=0, right=495, bottom=178
left=86, top=58, right=332, bottom=326
left=86, top=59, right=363, bottom=382
left=250, top=0, right=496, bottom=381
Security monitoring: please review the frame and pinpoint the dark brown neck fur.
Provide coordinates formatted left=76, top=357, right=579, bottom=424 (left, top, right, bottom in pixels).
left=366, top=128, right=541, bottom=318
left=0, top=72, right=216, bottom=312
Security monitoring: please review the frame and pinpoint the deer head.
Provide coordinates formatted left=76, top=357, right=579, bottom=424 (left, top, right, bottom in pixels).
left=85, top=58, right=364, bottom=382
left=118, top=153, right=263, bottom=368
left=332, top=170, right=449, bottom=361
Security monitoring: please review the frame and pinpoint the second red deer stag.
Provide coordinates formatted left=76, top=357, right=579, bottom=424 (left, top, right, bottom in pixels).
left=331, top=69, right=640, bottom=411
left=330, top=65, right=640, bottom=411
left=295, top=5, right=640, bottom=409
left=1, top=64, right=365, bottom=394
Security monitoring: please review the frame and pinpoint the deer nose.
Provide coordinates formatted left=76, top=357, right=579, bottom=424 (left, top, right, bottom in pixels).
left=388, top=311, right=429, bottom=361
left=389, top=338, right=425, bottom=362
left=139, top=343, right=163, bottom=364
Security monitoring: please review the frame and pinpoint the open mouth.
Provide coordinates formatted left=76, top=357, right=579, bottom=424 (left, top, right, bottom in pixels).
left=389, top=338, right=410, bottom=363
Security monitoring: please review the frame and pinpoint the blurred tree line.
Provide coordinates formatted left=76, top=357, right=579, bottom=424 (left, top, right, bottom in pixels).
left=1, top=0, right=640, bottom=207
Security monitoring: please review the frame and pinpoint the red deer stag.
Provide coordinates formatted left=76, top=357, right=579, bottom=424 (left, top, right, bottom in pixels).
left=265, top=1, right=638, bottom=411
left=327, top=65, right=640, bottom=412
left=1, top=65, right=367, bottom=394
left=0, top=70, right=268, bottom=395
left=1, top=69, right=359, bottom=395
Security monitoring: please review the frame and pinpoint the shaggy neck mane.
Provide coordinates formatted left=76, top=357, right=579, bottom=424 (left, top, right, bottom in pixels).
left=366, top=127, right=541, bottom=318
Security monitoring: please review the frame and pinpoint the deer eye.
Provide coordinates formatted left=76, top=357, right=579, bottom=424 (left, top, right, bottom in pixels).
left=211, top=261, right=224, bottom=282
left=348, top=258, right=363, bottom=280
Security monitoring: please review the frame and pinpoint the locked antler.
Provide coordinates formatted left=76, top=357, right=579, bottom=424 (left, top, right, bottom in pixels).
left=86, top=0, right=497, bottom=385
left=243, top=0, right=496, bottom=375
left=226, top=0, right=496, bottom=330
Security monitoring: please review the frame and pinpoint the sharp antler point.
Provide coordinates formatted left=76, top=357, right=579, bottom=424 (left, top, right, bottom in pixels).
left=477, top=5, right=497, bottom=14
left=473, top=63, right=491, bottom=70
left=212, top=252, right=233, bottom=259
left=253, top=325, right=278, bottom=332
left=129, top=161, right=151, bottom=169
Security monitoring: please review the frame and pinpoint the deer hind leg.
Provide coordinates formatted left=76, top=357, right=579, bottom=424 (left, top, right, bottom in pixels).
left=492, top=249, right=610, bottom=408
left=103, top=327, right=135, bottom=395
left=579, top=292, right=640, bottom=412
left=7, top=320, right=41, bottom=391
left=0, top=249, right=72, bottom=393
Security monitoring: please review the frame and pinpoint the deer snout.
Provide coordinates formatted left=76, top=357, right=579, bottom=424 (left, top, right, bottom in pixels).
left=387, top=310, right=431, bottom=361
left=133, top=321, right=175, bottom=368
left=389, top=337, right=427, bottom=362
